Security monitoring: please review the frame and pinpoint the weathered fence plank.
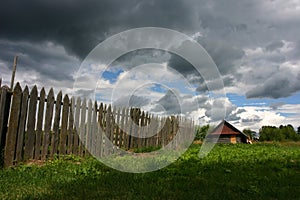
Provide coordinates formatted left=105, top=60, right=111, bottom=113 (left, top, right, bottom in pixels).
left=154, top=116, right=159, bottom=147
left=148, top=114, right=155, bottom=147
left=96, top=103, right=104, bottom=157
left=86, top=100, right=92, bottom=153
left=67, top=97, right=75, bottom=154
left=4, top=83, right=22, bottom=167
left=137, top=111, right=143, bottom=148
left=34, top=88, right=45, bottom=159
left=50, top=91, right=62, bottom=158
left=41, top=88, right=55, bottom=160
left=0, top=86, right=11, bottom=151
left=23, top=86, right=37, bottom=161
left=73, top=97, right=81, bottom=156
left=115, top=108, right=121, bottom=147
left=98, top=103, right=104, bottom=155
left=79, top=99, right=86, bottom=156
left=144, top=112, right=150, bottom=147
left=91, top=101, right=97, bottom=155
left=59, top=94, right=69, bottom=155
left=98, top=103, right=104, bottom=129
left=16, top=86, right=29, bottom=162
left=105, top=105, right=112, bottom=154
left=124, top=108, right=130, bottom=149
left=34, top=88, right=45, bottom=160
left=119, top=108, right=125, bottom=148
left=111, top=106, right=116, bottom=147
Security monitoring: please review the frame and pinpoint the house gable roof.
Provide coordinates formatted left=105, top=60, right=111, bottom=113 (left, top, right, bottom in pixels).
left=210, top=120, right=248, bottom=138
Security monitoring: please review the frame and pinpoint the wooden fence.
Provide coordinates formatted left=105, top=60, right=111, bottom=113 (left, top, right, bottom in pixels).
left=0, top=82, right=194, bottom=167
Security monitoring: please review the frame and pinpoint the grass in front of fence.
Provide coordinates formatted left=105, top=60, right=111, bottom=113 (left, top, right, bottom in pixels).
left=1, top=143, right=300, bottom=200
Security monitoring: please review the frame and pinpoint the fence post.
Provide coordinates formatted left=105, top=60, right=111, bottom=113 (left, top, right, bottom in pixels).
left=4, top=83, right=22, bottom=167
left=10, top=56, right=18, bottom=91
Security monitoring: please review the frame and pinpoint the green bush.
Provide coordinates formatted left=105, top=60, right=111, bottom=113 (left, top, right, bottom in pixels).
left=194, top=125, right=210, bottom=141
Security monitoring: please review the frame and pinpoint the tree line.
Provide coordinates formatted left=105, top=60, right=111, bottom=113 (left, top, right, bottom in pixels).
left=259, top=125, right=300, bottom=142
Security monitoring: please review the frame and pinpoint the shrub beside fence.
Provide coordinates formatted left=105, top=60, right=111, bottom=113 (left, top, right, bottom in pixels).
left=0, top=82, right=194, bottom=167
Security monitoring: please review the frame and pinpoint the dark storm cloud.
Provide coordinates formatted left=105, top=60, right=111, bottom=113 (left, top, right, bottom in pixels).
left=265, top=41, right=284, bottom=52
left=246, top=73, right=300, bottom=99
left=1, top=0, right=300, bottom=100
left=195, top=74, right=235, bottom=93
left=167, top=37, right=244, bottom=93
left=0, top=0, right=199, bottom=59
left=110, top=49, right=171, bottom=70
left=167, top=53, right=196, bottom=76
left=197, top=38, right=245, bottom=75
left=151, top=90, right=181, bottom=115
left=0, top=40, right=78, bottom=80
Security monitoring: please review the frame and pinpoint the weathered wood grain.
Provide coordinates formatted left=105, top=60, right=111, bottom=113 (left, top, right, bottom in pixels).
left=73, top=97, right=81, bottom=155
left=23, top=86, right=38, bottom=161
left=41, top=88, right=54, bottom=160
left=67, top=97, right=75, bottom=154
left=50, top=91, right=62, bottom=158
left=79, top=99, right=86, bottom=156
left=34, top=88, right=45, bottom=160
left=59, top=94, right=69, bottom=155
left=16, top=86, right=29, bottom=162
left=4, top=83, right=22, bottom=167
left=0, top=86, right=11, bottom=151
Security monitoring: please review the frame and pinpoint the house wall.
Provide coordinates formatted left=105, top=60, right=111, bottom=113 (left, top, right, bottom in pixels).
left=206, top=135, right=246, bottom=143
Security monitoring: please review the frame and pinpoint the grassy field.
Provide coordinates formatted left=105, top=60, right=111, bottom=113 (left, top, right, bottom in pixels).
left=1, top=143, right=300, bottom=200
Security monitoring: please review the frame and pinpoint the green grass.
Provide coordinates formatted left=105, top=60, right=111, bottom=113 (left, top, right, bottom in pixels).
left=1, top=143, right=300, bottom=200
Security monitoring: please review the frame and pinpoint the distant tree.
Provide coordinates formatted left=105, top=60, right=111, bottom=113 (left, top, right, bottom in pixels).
left=297, top=126, right=300, bottom=135
left=259, top=126, right=277, bottom=141
left=195, top=125, right=210, bottom=141
left=243, top=129, right=254, bottom=140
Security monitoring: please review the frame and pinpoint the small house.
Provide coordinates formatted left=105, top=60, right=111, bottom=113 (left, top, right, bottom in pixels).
left=207, top=120, right=249, bottom=144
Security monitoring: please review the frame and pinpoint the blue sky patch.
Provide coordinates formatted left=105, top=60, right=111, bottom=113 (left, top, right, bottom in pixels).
left=102, top=69, right=124, bottom=84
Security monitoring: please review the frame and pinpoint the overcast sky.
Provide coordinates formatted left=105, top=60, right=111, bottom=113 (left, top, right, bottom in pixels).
left=0, top=0, right=300, bottom=131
